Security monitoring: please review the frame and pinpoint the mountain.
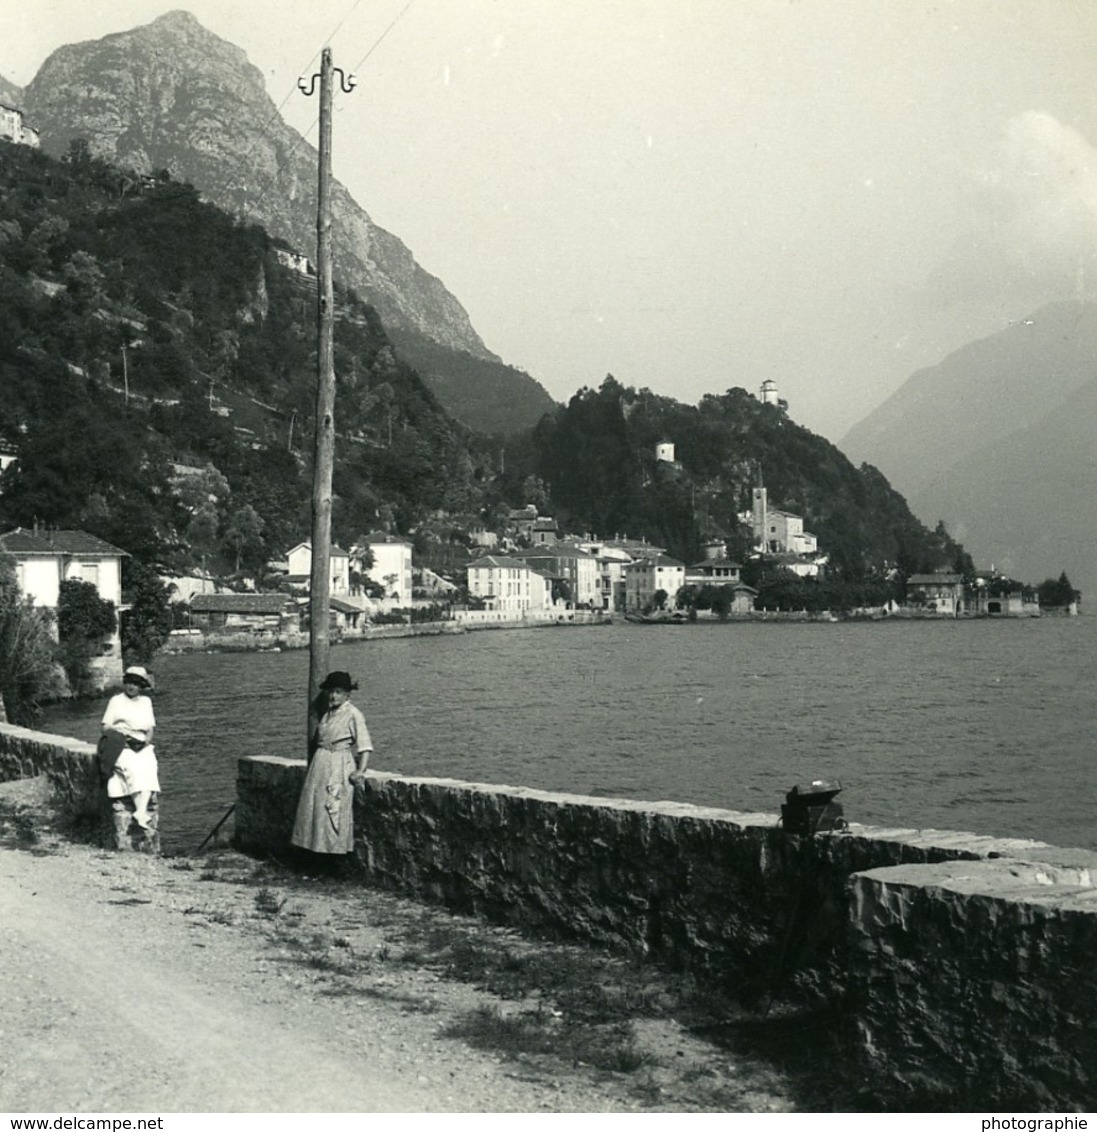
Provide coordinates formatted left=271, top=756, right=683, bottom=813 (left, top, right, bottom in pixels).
left=906, top=376, right=1097, bottom=600
left=0, top=73, right=22, bottom=108
left=20, top=10, right=556, bottom=434
left=840, top=300, right=1097, bottom=597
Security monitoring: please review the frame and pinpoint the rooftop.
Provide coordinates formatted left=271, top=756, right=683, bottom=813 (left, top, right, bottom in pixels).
left=0, top=528, right=129, bottom=557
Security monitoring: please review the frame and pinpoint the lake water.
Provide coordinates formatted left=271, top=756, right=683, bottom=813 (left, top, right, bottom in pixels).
left=39, top=617, right=1096, bottom=854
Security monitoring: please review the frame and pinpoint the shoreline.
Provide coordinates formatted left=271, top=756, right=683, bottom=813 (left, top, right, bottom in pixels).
left=159, top=605, right=1073, bottom=656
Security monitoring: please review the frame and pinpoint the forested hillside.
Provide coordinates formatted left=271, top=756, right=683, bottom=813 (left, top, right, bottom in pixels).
left=0, top=142, right=502, bottom=574
left=530, top=378, right=964, bottom=579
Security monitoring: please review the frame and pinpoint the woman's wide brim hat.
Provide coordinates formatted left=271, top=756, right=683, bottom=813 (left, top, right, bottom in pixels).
left=122, top=665, right=152, bottom=689
left=320, top=670, right=357, bottom=692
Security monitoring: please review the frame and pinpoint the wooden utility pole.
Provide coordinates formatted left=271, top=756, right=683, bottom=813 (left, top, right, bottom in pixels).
left=299, top=50, right=357, bottom=745
left=304, top=48, right=337, bottom=744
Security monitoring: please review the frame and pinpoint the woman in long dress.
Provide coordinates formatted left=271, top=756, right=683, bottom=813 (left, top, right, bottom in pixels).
left=291, top=670, right=373, bottom=856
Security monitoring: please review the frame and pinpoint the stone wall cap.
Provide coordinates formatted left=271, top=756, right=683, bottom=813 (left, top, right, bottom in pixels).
left=843, top=823, right=1067, bottom=860
left=361, top=770, right=780, bottom=826
left=0, top=722, right=96, bottom=754
left=853, top=859, right=1096, bottom=910
left=236, top=757, right=1088, bottom=856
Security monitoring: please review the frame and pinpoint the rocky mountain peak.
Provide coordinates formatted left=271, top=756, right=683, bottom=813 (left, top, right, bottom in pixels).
left=23, top=11, right=497, bottom=365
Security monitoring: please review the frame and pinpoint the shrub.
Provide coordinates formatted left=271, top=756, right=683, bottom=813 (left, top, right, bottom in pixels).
left=56, top=578, right=116, bottom=691
left=0, top=555, right=60, bottom=724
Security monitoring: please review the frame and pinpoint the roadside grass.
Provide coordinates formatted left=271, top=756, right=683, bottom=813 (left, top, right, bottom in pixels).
left=445, top=1005, right=652, bottom=1074
left=254, top=886, right=286, bottom=915
left=0, top=796, right=64, bottom=854
left=184, top=848, right=871, bottom=1110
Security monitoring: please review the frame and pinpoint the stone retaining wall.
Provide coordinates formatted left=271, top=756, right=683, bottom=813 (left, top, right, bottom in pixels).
left=849, top=860, right=1097, bottom=1110
left=0, top=722, right=103, bottom=829
left=4, top=731, right=1093, bottom=1108
left=236, top=756, right=1097, bottom=1107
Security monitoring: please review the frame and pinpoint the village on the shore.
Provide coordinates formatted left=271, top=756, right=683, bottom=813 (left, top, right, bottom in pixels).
left=0, top=106, right=1079, bottom=699
left=0, top=417, right=1077, bottom=693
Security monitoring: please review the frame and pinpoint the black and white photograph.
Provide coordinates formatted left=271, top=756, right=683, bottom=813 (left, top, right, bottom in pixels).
left=0, top=0, right=1094, bottom=1118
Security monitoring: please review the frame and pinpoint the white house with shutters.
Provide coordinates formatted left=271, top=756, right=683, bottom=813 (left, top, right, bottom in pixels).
left=286, top=541, right=351, bottom=594
left=0, top=527, right=127, bottom=683
left=624, top=554, right=686, bottom=612
left=353, top=533, right=413, bottom=601
left=466, top=555, right=551, bottom=613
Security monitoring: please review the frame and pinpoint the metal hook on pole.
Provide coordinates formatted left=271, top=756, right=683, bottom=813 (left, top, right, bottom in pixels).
left=298, top=67, right=356, bottom=97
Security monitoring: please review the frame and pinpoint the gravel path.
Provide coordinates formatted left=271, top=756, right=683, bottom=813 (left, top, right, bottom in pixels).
left=0, top=788, right=813, bottom=1114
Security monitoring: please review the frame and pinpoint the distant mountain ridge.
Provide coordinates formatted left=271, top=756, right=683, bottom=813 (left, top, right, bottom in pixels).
left=0, top=72, right=22, bottom=107
left=19, top=10, right=556, bottom=434
left=906, top=373, right=1097, bottom=594
left=840, top=300, right=1097, bottom=597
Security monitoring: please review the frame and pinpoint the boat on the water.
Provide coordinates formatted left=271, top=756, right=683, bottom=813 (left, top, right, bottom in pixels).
left=624, top=610, right=691, bottom=624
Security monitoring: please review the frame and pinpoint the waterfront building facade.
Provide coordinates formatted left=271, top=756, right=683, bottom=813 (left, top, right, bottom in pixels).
left=354, top=533, right=413, bottom=601
left=286, top=541, right=351, bottom=595
left=0, top=527, right=127, bottom=683
left=624, top=554, right=686, bottom=612
left=188, top=592, right=300, bottom=633
left=466, top=555, right=549, bottom=613
left=519, top=545, right=601, bottom=608
left=905, top=573, right=965, bottom=616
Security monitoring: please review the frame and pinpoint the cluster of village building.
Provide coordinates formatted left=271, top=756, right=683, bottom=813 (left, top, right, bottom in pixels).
left=0, top=463, right=827, bottom=676
left=461, top=461, right=826, bottom=617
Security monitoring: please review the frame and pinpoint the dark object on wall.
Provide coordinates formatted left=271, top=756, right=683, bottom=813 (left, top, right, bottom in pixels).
left=781, top=781, right=847, bottom=835
left=96, top=729, right=127, bottom=780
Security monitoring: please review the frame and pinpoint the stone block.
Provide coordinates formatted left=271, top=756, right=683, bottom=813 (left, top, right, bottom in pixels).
left=849, top=860, right=1097, bottom=1110
left=0, top=722, right=107, bottom=838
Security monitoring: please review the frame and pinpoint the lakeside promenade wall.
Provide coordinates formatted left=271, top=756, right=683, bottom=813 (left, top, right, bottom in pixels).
left=1, top=722, right=1093, bottom=1109
left=0, top=721, right=103, bottom=831
left=239, top=757, right=1097, bottom=1110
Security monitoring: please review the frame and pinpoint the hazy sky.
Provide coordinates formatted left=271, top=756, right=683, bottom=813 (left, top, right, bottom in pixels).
left=4, top=0, right=1097, bottom=443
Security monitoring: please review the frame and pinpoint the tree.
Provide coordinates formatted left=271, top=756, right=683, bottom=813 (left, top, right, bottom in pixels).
left=223, top=503, right=265, bottom=574
left=171, top=464, right=231, bottom=514
left=120, top=562, right=173, bottom=664
left=0, top=557, right=59, bottom=725
left=56, top=578, right=116, bottom=691
left=186, top=501, right=221, bottom=569
left=1037, top=571, right=1077, bottom=608
left=551, top=578, right=572, bottom=606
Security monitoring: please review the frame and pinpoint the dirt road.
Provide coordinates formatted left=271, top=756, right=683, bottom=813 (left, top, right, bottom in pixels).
left=0, top=789, right=815, bottom=1114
